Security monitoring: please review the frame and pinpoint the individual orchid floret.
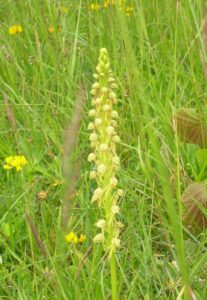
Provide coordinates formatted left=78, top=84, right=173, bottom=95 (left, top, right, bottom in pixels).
left=96, top=219, right=106, bottom=228
left=91, top=187, right=103, bottom=203
left=87, top=153, right=96, bottom=162
left=93, top=233, right=104, bottom=243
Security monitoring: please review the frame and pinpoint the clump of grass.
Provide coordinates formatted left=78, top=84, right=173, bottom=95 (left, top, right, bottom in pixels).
left=88, top=48, right=124, bottom=299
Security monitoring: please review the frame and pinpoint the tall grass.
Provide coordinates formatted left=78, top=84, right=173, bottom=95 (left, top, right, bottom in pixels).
left=1, top=0, right=207, bottom=299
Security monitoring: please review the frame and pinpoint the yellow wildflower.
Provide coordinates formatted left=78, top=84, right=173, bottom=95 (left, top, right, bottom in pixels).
left=61, top=6, right=69, bottom=13
left=73, top=234, right=79, bottom=244
left=125, top=6, right=133, bottom=16
left=79, top=234, right=86, bottom=243
left=104, top=0, right=125, bottom=7
left=65, top=232, right=86, bottom=244
left=103, top=1, right=109, bottom=8
left=3, top=155, right=28, bottom=171
left=48, top=26, right=55, bottom=33
left=103, top=0, right=113, bottom=7
left=65, top=231, right=76, bottom=243
left=52, top=179, right=64, bottom=187
left=89, top=3, right=101, bottom=11
left=8, top=25, right=23, bottom=35
left=17, top=25, right=23, bottom=33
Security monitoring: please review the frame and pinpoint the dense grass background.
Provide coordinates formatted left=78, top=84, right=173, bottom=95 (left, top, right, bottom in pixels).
left=1, top=0, right=207, bottom=299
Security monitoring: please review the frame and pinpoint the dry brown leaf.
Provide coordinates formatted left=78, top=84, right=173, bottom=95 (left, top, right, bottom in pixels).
left=182, top=182, right=207, bottom=232
left=174, top=108, right=207, bottom=147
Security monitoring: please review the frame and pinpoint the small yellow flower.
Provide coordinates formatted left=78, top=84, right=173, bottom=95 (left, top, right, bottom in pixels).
left=125, top=6, right=133, bottom=16
left=48, top=26, right=55, bottom=33
left=73, top=235, right=79, bottom=244
left=79, top=234, right=86, bottom=243
left=103, top=0, right=115, bottom=7
left=104, top=0, right=125, bottom=8
left=103, top=2, right=109, bottom=8
left=3, top=155, right=28, bottom=171
left=17, top=25, right=23, bottom=33
left=65, top=231, right=77, bottom=243
left=65, top=232, right=86, bottom=244
left=89, top=3, right=101, bottom=11
left=52, top=179, right=64, bottom=187
left=61, top=6, right=69, bottom=13
left=9, top=25, right=23, bottom=35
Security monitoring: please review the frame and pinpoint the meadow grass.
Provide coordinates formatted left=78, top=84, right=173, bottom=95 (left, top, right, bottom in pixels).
left=1, top=0, right=207, bottom=299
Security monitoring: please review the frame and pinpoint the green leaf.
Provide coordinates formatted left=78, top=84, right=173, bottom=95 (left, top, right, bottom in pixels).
left=1, top=223, right=11, bottom=238
left=196, top=149, right=207, bottom=169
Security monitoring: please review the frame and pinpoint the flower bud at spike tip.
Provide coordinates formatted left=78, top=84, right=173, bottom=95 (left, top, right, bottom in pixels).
left=100, top=48, right=107, bottom=54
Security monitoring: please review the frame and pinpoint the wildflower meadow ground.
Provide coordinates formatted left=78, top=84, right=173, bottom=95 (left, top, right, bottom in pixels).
left=1, top=1, right=207, bottom=299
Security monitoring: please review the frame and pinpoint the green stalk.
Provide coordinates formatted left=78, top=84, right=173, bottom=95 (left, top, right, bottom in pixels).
left=110, top=252, right=118, bottom=300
